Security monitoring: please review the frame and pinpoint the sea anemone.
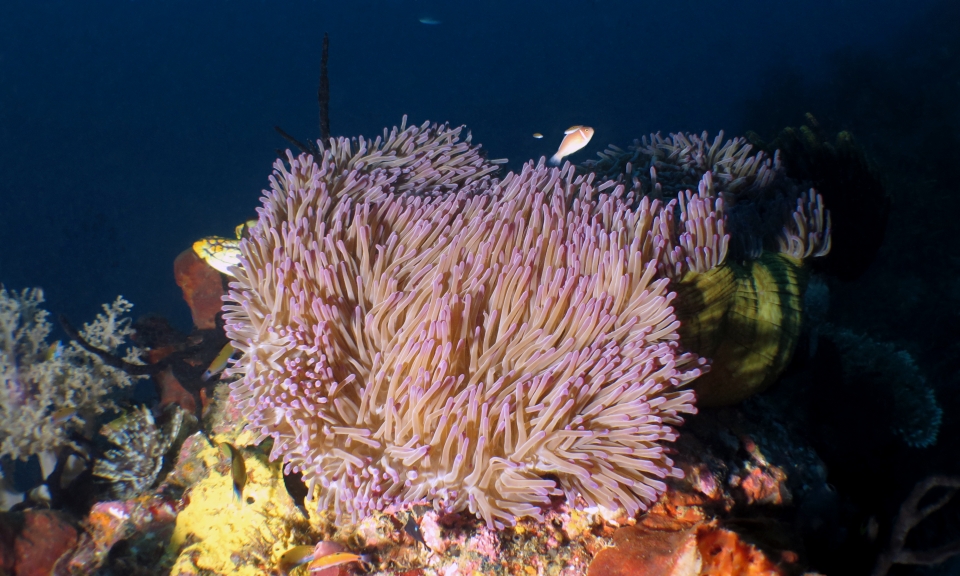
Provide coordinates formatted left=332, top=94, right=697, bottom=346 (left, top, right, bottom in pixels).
left=224, top=119, right=702, bottom=527
left=582, top=132, right=832, bottom=405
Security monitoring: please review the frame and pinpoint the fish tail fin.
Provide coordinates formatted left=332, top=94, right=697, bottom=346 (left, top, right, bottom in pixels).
left=548, top=154, right=562, bottom=166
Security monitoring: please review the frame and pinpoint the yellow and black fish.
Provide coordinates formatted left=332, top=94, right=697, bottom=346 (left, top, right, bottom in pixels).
left=218, top=442, right=246, bottom=503
left=192, top=219, right=257, bottom=276
left=192, top=237, right=242, bottom=276
left=202, top=343, right=236, bottom=382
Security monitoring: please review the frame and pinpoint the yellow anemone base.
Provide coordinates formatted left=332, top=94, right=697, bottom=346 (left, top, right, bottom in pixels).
left=675, top=252, right=808, bottom=407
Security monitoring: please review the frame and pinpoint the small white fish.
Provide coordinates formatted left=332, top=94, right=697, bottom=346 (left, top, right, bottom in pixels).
left=532, top=133, right=543, bottom=139
left=549, top=125, right=595, bottom=165
left=418, top=17, right=441, bottom=25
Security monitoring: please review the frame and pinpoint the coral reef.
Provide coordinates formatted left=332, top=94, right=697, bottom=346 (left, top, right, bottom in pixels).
left=174, top=247, right=227, bottom=330
left=10, top=118, right=842, bottom=575
left=0, top=287, right=144, bottom=462
left=0, top=509, right=78, bottom=576
left=586, top=524, right=795, bottom=576
left=225, top=118, right=704, bottom=527
left=114, top=305, right=232, bottom=422
left=64, top=495, right=180, bottom=574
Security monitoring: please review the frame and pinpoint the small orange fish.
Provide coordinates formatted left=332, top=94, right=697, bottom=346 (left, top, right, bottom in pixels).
left=549, top=125, right=594, bottom=165
left=307, top=552, right=364, bottom=573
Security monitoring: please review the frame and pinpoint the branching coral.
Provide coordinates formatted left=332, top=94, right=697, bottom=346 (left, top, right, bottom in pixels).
left=224, top=119, right=704, bottom=527
left=0, top=286, right=144, bottom=461
left=872, top=475, right=960, bottom=576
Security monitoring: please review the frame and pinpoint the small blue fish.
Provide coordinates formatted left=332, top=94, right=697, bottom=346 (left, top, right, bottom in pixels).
left=418, top=16, right=441, bottom=25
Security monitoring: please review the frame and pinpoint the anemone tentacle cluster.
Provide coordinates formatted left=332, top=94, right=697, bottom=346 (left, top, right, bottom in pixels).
left=588, top=130, right=780, bottom=189
left=586, top=130, right=831, bottom=258
left=224, top=119, right=708, bottom=527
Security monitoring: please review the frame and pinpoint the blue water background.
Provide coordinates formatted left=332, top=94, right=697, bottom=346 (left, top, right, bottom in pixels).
left=0, top=0, right=941, bottom=330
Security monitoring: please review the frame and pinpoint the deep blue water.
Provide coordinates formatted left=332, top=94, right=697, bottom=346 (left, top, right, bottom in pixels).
left=0, top=0, right=942, bottom=330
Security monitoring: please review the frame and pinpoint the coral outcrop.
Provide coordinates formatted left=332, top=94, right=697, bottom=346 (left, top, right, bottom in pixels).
left=156, top=383, right=822, bottom=575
